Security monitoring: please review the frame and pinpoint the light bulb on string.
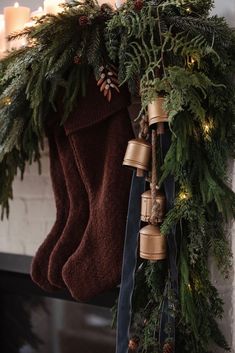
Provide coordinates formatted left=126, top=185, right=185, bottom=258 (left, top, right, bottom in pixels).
left=203, top=123, right=210, bottom=134
left=179, top=190, right=190, bottom=201
left=202, top=118, right=214, bottom=139
left=0, top=96, right=12, bottom=107
left=187, top=56, right=197, bottom=68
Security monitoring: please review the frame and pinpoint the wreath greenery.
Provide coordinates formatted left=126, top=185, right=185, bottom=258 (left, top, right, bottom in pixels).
left=0, top=1, right=235, bottom=352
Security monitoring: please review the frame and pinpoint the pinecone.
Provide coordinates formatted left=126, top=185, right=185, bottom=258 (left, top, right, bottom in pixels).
left=128, top=336, right=140, bottom=351
left=100, top=3, right=113, bottom=13
left=79, top=15, right=89, bottom=26
left=97, top=65, right=120, bottom=102
left=134, top=0, right=143, bottom=11
left=163, top=342, right=174, bottom=353
left=74, top=55, right=81, bottom=65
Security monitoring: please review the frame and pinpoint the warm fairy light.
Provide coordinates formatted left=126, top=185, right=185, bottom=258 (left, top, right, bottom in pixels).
left=14, top=2, right=19, bottom=8
left=38, top=6, right=43, bottom=12
left=203, top=124, right=210, bottom=133
left=186, top=7, right=191, bottom=13
left=188, top=284, right=192, bottom=291
left=187, top=56, right=197, bottom=68
left=0, top=97, right=12, bottom=107
left=202, top=119, right=214, bottom=137
left=179, top=191, right=190, bottom=201
left=5, top=97, right=12, bottom=106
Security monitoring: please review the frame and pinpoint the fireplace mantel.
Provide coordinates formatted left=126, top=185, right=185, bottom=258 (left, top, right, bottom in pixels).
left=0, top=252, right=119, bottom=307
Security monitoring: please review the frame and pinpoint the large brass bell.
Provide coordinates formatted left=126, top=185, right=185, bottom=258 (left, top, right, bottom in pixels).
left=148, top=97, right=168, bottom=127
left=123, top=138, right=151, bottom=175
left=140, top=224, right=167, bottom=260
left=141, top=189, right=166, bottom=223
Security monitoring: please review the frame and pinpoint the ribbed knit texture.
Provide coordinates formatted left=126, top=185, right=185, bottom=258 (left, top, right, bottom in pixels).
left=32, top=74, right=133, bottom=300
left=62, top=104, right=134, bottom=301
left=48, top=127, right=89, bottom=288
left=31, top=127, right=70, bottom=292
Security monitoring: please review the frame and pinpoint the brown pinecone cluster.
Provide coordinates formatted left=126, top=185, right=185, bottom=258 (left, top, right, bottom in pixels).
left=74, top=55, right=81, bottom=65
left=128, top=336, right=140, bottom=351
left=134, top=0, right=143, bottom=11
left=163, top=342, right=174, bottom=353
left=97, top=64, right=120, bottom=102
left=100, top=3, right=113, bottom=13
left=79, top=15, right=89, bottom=26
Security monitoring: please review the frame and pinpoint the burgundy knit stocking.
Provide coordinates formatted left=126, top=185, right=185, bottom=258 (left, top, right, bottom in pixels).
left=62, top=106, right=133, bottom=302
left=48, top=127, right=89, bottom=288
left=31, top=127, right=70, bottom=292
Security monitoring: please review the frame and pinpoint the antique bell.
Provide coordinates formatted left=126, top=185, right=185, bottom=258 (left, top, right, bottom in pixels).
left=140, top=224, right=167, bottom=260
left=123, top=138, right=151, bottom=176
left=148, top=97, right=168, bottom=127
left=141, top=189, right=166, bottom=223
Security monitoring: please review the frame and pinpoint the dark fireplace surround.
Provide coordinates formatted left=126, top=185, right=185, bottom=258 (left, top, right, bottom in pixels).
left=0, top=252, right=119, bottom=353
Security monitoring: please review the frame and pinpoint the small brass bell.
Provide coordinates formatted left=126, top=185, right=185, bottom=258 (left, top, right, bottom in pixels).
left=141, top=190, right=166, bottom=223
left=148, top=97, right=168, bottom=127
left=123, top=138, right=151, bottom=174
left=140, top=224, right=167, bottom=260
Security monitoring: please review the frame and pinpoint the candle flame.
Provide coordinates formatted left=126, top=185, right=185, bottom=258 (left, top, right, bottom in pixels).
left=14, top=2, right=19, bottom=8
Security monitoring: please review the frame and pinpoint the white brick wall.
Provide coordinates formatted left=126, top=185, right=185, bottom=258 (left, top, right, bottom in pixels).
left=0, top=142, right=55, bottom=256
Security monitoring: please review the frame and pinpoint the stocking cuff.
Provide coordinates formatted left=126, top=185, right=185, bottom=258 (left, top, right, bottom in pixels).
left=63, top=74, right=131, bottom=134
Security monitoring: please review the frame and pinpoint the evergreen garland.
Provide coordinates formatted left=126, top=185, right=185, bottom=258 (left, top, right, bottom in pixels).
left=0, top=0, right=235, bottom=352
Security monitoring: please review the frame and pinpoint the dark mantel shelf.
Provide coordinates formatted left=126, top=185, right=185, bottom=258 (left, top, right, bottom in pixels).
left=0, top=252, right=119, bottom=307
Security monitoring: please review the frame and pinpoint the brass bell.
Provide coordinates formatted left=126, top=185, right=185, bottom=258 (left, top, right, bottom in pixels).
left=148, top=97, right=168, bottom=127
left=141, top=189, right=166, bottom=223
left=140, top=224, right=167, bottom=260
left=123, top=138, right=151, bottom=175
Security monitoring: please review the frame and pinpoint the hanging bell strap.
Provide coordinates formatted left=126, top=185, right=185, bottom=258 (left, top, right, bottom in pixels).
left=116, top=171, right=146, bottom=353
left=137, top=115, right=149, bottom=177
left=138, top=115, right=149, bottom=140
left=150, top=129, right=159, bottom=226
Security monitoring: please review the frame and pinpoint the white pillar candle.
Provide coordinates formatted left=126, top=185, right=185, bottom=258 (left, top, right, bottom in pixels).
left=4, top=2, right=30, bottom=50
left=31, top=6, right=45, bottom=19
left=0, top=14, right=6, bottom=55
left=44, top=0, right=65, bottom=15
left=98, top=0, right=116, bottom=8
left=115, top=0, right=126, bottom=8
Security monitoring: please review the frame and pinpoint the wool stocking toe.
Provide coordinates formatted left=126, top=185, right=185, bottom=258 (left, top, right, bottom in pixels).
left=62, top=83, right=133, bottom=301
left=31, top=128, right=70, bottom=292
left=48, top=127, right=89, bottom=288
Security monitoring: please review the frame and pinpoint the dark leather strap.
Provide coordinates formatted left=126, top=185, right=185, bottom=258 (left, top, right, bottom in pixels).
left=116, top=171, right=146, bottom=353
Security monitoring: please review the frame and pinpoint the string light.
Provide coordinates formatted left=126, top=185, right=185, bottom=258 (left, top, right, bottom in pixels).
left=0, top=97, right=12, bottom=107
left=202, top=119, right=214, bottom=138
left=186, top=7, right=191, bottom=13
left=187, top=56, right=197, bottom=68
left=179, top=191, right=190, bottom=201
left=203, top=124, right=210, bottom=133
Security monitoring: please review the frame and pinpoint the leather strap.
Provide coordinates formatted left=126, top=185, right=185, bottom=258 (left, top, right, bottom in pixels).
left=116, top=171, right=146, bottom=353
